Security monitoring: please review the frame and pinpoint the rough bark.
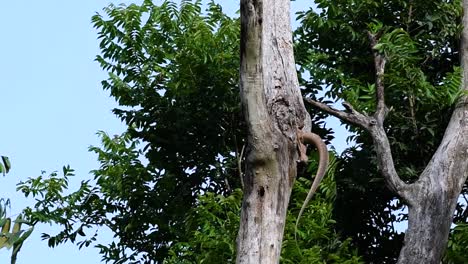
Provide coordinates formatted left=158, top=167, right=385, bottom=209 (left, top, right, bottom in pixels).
left=397, top=1, right=468, bottom=261
left=236, top=0, right=310, bottom=263
left=305, top=4, right=468, bottom=263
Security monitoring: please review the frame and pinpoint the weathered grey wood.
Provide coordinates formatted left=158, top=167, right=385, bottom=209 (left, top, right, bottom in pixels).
left=236, top=0, right=309, bottom=263
left=397, top=0, right=468, bottom=261
left=305, top=1, right=468, bottom=262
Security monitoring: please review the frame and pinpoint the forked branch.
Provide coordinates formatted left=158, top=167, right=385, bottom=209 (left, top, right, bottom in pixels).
left=305, top=32, right=410, bottom=199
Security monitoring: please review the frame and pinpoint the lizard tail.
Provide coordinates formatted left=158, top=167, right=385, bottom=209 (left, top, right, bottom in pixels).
left=294, top=132, right=329, bottom=240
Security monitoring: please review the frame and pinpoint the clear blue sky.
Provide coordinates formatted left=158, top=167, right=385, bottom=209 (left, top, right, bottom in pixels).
left=0, top=1, right=347, bottom=263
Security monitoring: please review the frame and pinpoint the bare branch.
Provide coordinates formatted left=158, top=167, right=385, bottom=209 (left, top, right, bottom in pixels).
left=305, top=98, right=410, bottom=200
left=224, top=178, right=232, bottom=193
left=368, top=125, right=411, bottom=200
left=304, top=98, right=372, bottom=129
left=305, top=33, right=412, bottom=200
left=367, top=31, right=389, bottom=123
left=362, top=32, right=411, bottom=199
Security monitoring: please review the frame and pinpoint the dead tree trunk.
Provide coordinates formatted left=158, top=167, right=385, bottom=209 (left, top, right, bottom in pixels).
left=396, top=1, right=468, bottom=262
left=235, top=0, right=311, bottom=263
left=305, top=1, right=468, bottom=262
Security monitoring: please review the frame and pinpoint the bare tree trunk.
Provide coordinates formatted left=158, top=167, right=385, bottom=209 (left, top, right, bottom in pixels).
left=235, top=0, right=310, bottom=263
left=397, top=188, right=459, bottom=263
left=397, top=1, right=468, bottom=262
left=305, top=1, right=468, bottom=262
left=396, top=128, right=467, bottom=263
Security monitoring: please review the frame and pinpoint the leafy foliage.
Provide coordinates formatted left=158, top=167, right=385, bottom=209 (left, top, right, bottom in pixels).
left=0, top=214, right=34, bottom=264
left=0, top=156, right=11, bottom=176
left=163, top=189, right=241, bottom=264
left=444, top=223, right=468, bottom=264
left=282, top=156, right=362, bottom=264
left=17, top=166, right=95, bottom=249
left=19, top=132, right=360, bottom=263
left=294, top=0, right=465, bottom=262
left=163, top=155, right=362, bottom=264
left=18, top=134, right=145, bottom=262
left=0, top=158, right=34, bottom=264
left=81, top=1, right=333, bottom=261
left=13, top=0, right=468, bottom=263
left=90, top=2, right=244, bottom=260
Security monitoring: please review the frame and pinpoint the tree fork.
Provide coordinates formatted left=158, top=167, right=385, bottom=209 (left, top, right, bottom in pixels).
left=306, top=4, right=468, bottom=262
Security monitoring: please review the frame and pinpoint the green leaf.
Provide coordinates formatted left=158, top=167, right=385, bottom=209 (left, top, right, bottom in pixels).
left=2, top=156, right=10, bottom=174
left=10, top=227, right=34, bottom=264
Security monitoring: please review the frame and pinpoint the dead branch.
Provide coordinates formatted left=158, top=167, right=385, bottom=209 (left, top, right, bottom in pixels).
left=304, top=33, right=411, bottom=199
left=367, top=31, right=389, bottom=123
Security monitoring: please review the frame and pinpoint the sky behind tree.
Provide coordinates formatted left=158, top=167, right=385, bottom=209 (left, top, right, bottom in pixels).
left=0, top=1, right=347, bottom=263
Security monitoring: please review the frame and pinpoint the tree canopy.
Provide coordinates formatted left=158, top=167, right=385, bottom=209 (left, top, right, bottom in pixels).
left=9, top=0, right=468, bottom=263
left=295, top=0, right=466, bottom=262
left=93, top=1, right=243, bottom=260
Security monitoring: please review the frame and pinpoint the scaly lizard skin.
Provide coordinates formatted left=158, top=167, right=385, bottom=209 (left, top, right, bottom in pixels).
left=295, top=130, right=329, bottom=239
